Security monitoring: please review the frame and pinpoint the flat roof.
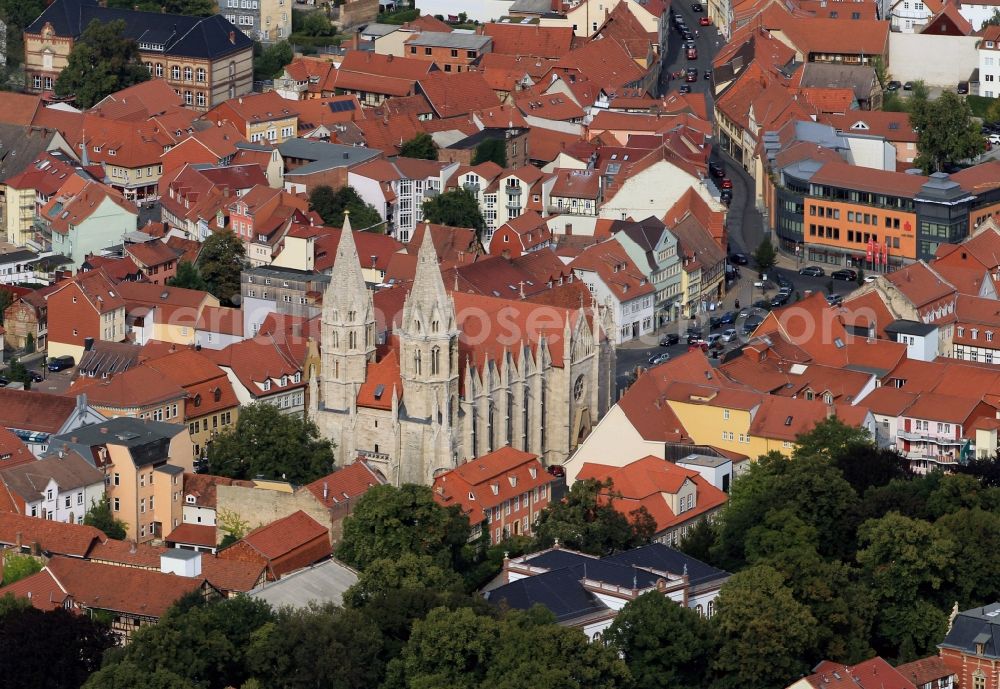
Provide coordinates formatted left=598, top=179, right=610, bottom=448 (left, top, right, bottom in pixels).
left=885, top=319, right=938, bottom=336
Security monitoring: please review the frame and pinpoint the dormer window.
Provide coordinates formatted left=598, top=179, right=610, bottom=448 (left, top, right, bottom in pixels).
left=529, top=467, right=537, bottom=479
left=294, top=372, right=301, bottom=383
left=508, top=475, right=517, bottom=487
left=263, top=379, right=271, bottom=391
left=186, top=495, right=196, bottom=504
left=491, top=483, right=499, bottom=495
left=468, top=491, right=475, bottom=501
left=281, top=375, right=288, bottom=386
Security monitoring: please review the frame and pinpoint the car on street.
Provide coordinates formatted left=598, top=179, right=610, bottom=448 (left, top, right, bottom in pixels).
left=903, top=81, right=914, bottom=90
left=729, top=252, right=749, bottom=265
left=826, top=293, right=844, bottom=305
left=0, top=377, right=8, bottom=387
left=958, top=81, right=969, bottom=95
left=988, top=133, right=1000, bottom=145
left=799, top=265, right=824, bottom=276
left=47, top=355, right=75, bottom=372
left=683, top=30, right=694, bottom=40
left=660, top=333, right=680, bottom=346
left=686, top=332, right=704, bottom=344
left=751, top=298, right=771, bottom=311
left=720, top=188, right=732, bottom=203
left=704, top=69, right=712, bottom=79
left=686, top=46, right=698, bottom=59
left=885, top=80, right=901, bottom=91
left=706, top=333, right=723, bottom=347
left=742, top=316, right=763, bottom=335
left=700, top=16, right=711, bottom=25
left=863, top=275, right=878, bottom=283
left=686, top=71, right=697, bottom=82
left=709, top=315, right=723, bottom=329
left=721, top=177, right=733, bottom=189
left=770, top=292, right=790, bottom=308
left=721, top=328, right=738, bottom=342
left=28, top=371, right=43, bottom=383
left=831, top=268, right=858, bottom=281
left=718, top=310, right=736, bottom=325
left=709, top=161, right=725, bottom=177
left=547, top=465, right=565, bottom=478
left=692, top=3, right=704, bottom=10
left=679, top=84, right=691, bottom=94
left=648, top=352, right=671, bottom=365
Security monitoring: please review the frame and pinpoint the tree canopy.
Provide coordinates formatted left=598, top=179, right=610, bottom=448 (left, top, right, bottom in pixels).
left=196, top=230, right=246, bottom=305
left=253, top=41, right=294, bottom=81
left=83, top=494, right=128, bottom=540
left=206, top=403, right=335, bottom=484
left=167, top=261, right=209, bottom=292
left=532, top=478, right=655, bottom=556
left=308, top=185, right=384, bottom=230
left=752, top=237, right=777, bottom=275
left=909, top=88, right=982, bottom=173
left=0, top=554, right=42, bottom=586
left=472, top=138, right=508, bottom=167
left=336, top=483, right=471, bottom=571
left=421, top=188, right=486, bottom=235
left=398, top=133, right=439, bottom=160
left=54, top=20, right=150, bottom=108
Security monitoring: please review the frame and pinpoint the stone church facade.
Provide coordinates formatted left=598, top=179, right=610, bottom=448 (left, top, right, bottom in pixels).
left=310, top=216, right=616, bottom=486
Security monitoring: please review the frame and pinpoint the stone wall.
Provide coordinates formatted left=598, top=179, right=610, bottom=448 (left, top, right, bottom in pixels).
left=888, top=33, right=978, bottom=86
left=216, top=484, right=335, bottom=542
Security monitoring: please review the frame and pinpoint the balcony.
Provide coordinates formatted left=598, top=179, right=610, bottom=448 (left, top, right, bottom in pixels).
left=505, top=185, right=522, bottom=196
left=896, top=430, right=963, bottom=445
left=358, top=449, right=389, bottom=462
left=463, top=183, right=480, bottom=194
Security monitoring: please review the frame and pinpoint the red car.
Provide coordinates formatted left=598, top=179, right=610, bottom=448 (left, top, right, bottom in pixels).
left=686, top=71, right=697, bottom=82
left=687, top=47, right=698, bottom=59
left=699, top=16, right=711, bottom=25
left=721, top=177, right=733, bottom=189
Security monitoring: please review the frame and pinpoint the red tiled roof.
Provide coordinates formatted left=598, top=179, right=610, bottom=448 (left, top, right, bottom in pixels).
left=165, top=523, right=217, bottom=548
left=46, top=556, right=205, bottom=618
left=0, top=427, right=36, bottom=469
left=418, top=71, right=501, bottom=118
left=576, top=455, right=727, bottom=532
left=0, top=512, right=104, bottom=558
left=304, top=459, right=386, bottom=509
left=240, top=510, right=329, bottom=561
left=821, top=110, right=918, bottom=143
left=182, top=472, right=255, bottom=509
left=886, top=261, right=957, bottom=308
left=570, top=239, right=654, bottom=302
left=432, top=447, right=552, bottom=523
left=356, top=349, right=402, bottom=410
left=483, top=23, right=575, bottom=58
left=0, top=388, right=81, bottom=435
left=896, top=657, right=957, bottom=687
left=806, top=658, right=915, bottom=689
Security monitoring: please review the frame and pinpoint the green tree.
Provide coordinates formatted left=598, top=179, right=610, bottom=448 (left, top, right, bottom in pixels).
left=793, top=416, right=872, bottom=460
left=857, top=512, right=952, bottom=660
left=422, top=187, right=486, bottom=235
left=472, top=138, right=508, bottom=167
left=167, top=261, right=209, bottom=292
left=163, top=0, right=216, bottom=14
left=711, top=453, right=859, bottom=570
left=24, top=333, right=35, bottom=354
left=0, top=592, right=31, bottom=617
left=343, top=552, right=464, bottom=607
left=711, top=565, right=818, bottom=689
left=925, top=473, right=994, bottom=518
left=83, top=494, right=128, bottom=540
left=54, top=20, right=150, bottom=108
left=196, top=230, right=246, bottom=304
left=398, top=132, right=439, bottom=160
left=1, top=606, right=115, bottom=689
left=1, top=553, right=42, bottom=585
left=337, top=483, right=471, bottom=571
left=533, top=478, right=655, bottom=556
left=5, top=357, right=32, bottom=390
left=911, top=90, right=981, bottom=173
left=84, top=663, right=197, bottom=689
left=0, top=0, right=46, bottom=66
left=308, top=185, right=383, bottom=230
left=935, top=508, right=1000, bottom=608
left=677, top=516, right=717, bottom=564
left=299, top=10, right=335, bottom=35
left=206, top=403, right=334, bottom=484
left=247, top=604, right=386, bottom=689
left=983, top=8, right=1000, bottom=27
left=605, top=591, right=714, bottom=689
left=253, top=40, right=294, bottom=80
left=751, top=236, right=777, bottom=275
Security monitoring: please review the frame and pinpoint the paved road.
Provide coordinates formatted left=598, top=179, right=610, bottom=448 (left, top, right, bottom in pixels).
left=658, top=1, right=724, bottom=101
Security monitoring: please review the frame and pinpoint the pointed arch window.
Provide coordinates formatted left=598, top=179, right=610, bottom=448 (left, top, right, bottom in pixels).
left=414, top=349, right=422, bottom=375
left=348, top=331, right=357, bottom=349
left=431, top=346, right=440, bottom=375
left=331, top=331, right=339, bottom=348
left=365, top=325, right=372, bottom=347
left=414, top=320, right=422, bottom=333
left=432, top=319, right=440, bottom=333
left=347, top=310, right=356, bottom=322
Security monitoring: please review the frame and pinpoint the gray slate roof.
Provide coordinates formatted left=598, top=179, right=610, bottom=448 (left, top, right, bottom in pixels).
left=249, top=559, right=358, bottom=608
left=278, top=139, right=382, bottom=177
left=0, top=451, right=104, bottom=500
left=52, top=417, right=186, bottom=467
left=939, top=603, right=1000, bottom=659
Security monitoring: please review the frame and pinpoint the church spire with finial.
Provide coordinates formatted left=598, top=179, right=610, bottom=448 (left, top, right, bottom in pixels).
left=410, top=227, right=451, bottom=311
left=325, top=211, right=368, bottom=313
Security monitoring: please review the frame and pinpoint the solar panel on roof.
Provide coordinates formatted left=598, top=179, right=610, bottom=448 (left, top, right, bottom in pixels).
left=328, top=100, right=357, bottom=113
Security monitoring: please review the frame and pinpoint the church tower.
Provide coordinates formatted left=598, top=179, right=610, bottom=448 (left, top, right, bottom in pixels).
left=320, top=213, right=376, bottom=411
left=399, top=230, right=460, bottom=424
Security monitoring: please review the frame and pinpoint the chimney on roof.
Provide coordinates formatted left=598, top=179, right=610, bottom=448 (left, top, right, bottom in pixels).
left=323, top=482, right=329, bottom=500
left=387, top=54, right=394, bottom=62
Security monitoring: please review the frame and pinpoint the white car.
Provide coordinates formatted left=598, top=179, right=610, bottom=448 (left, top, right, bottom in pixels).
left=989, top=133, right=1000, bottom=145
left=721, top=328, right=738, bottom=342
left=863, top=275, right=878, bottom=283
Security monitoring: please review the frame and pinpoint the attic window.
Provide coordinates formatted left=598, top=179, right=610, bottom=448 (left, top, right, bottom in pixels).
left=263, top=380, right=271, bottom=391
left=784, top=416, right=793, bottom=426
left=468, top=491, right=475, bottom=501
left=374, top=384, right=385, bottom=400
left=93, top=146, right=101, bottom=153
left=988, top=41, right=996, bottom=48
left=529, top=467, right=537, bottom=479
left=108, top=150, right=116, bottom=157
left=491, top=483, right=499, bottom=495
left=508, top=475, right=517, bottom=487
left=194, top=393, right=202, bottom=407
left=833, top=337, right=845, bottom=348
left=213, top=387, right=222, bottom=402
left=185, top=495, right=196, bottom=504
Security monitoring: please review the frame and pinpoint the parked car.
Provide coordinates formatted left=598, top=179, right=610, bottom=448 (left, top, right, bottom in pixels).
left=988, top=133, right=1000, bottom=145
left=683, top=30, right=694, bottom=40
left=704, top=68, right=712, bottom=78
left=770, top=292, right=790, bottom=307
left=660, top=333, right=680, bottom=346
left=721, top=328, right=739, bottom=342
left=28, top=371, right=43, bottom=383
left=729, top=252, right=749, bottom=265
left=692, top=3, right=704, bottom=10
left=826, top=293, right=844, bottom=305
left=709, top=161, right=725, bottom=178
left=903, top=81, right=914, bottom=90
left=799, top=265, right=825, bottom=276
left=832, top=268, right=858, bottom=281
left=718, top=310, right=736, bottom=325
left=547, top=465, right=566, bottom=477
left=958, top=81, right=969, bottom=95
left=721, top=177, right=733, bottom=189
left=687, top=332, right=704, bottom=344
left=47, top=355, right=75, bottom=372
left=742, top=316, right=763, bottom=335
left=685, top=71, right=697, bottom=82
left=0, top=377, right=8, bottom=387
left=720, top=189, right=732, bottom=203
left=885, top=80, right=901, bottom=91
left=699, top=16, right=711, bottom=25
left=863, top=275, right=878, bottom=283
left=706, top=333, right=723, bottom=347
left=709, top=315, right=723, bottom=329
left=752, top=298, right=771, bottom=311
left=648, top=352, right=671, bottom=365
left=686, top=46, right=698, bottom=59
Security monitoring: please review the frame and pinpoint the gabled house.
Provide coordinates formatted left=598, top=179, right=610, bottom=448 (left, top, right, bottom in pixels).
left=217, top=509, right=331, bottom=580
left=570, top=239, right=655, bottom=344
left=610, top=215, right=681, bottom=327
left=46, top=271, right=127, bottom=360
left=205, top=333, right=307, bottom=416
left=488, top=211, right=553, bottom=258
left=39, top=180, right=139, bottom=269
left=203, top=91, right=300, bottom=145
left=938, top=602, right=1000, bottom=689
left=432, top=447, right=554, bottom=545
left=0, top=450, right=105, bottom=524
left=0, top=390, right=105, bottom=458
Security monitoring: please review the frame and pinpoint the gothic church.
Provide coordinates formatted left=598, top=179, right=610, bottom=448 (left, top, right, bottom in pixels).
left=310, top=216, right=616, bottom=486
